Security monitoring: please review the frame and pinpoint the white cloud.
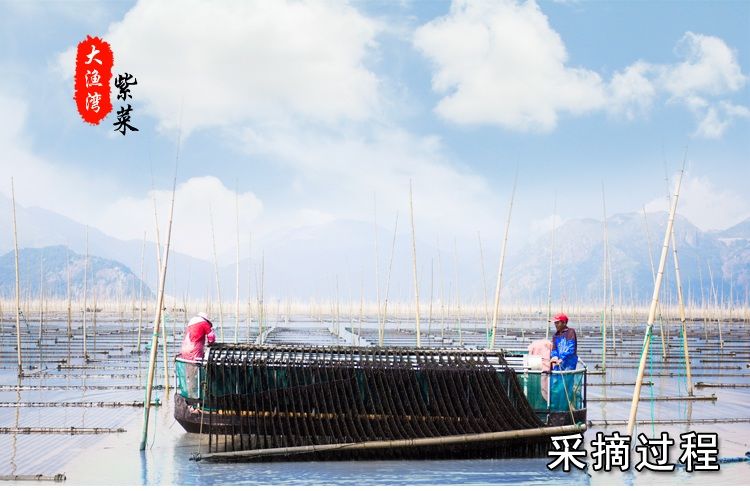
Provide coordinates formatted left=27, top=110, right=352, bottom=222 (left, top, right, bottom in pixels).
left=413, top=0, right=606, bottom=131
left=414, top=2, right=747, bottom=138
left=607, top=61, right=657, bottom=121
left=0, top=88, right=264, bottom=261
left=692, top=100, right=750, bottom=139
left=58, top=0, right=381, bottom=134
left=645, top=174, right=750, bottom=231
left=658, top=32, right=746, bottom=99
left=0, top=91, right=115, bottom=221
left=95, top=176, right=263, bottom=261
left=241, top=125, right=505, bottom=244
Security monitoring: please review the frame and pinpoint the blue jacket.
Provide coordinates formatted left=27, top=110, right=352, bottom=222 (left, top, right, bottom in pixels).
left=551, top=326, right=578, bottom=371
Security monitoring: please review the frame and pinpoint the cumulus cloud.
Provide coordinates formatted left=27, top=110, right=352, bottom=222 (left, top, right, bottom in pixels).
left=0, top=89, right=264, bottom=261
left=57, top=0, right=381, bottom=134
left=413, top=0, right=606, bottom=131
left=0, top=91, right=115, bottom=221
left=97, top=176, right=263, bottom=260
left=645, top=174, right=750, bottom=231
left=692, top=100, right=750, bottom=139
left=241, top=125, right=504, bottom=243
left=608, top=61, right=657, bottom=121
left=414, top=2, right=747, bottom=137
left=658, top=32, right=746, bottom=99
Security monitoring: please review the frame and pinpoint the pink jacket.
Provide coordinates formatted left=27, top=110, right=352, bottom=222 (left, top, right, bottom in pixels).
left=179, top=318, right=216, bottom=361
left=527, top=338, right=553, bottom=372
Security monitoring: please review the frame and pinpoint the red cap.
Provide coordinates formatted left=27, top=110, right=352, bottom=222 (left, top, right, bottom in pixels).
left=552, top=313, right=568, bottom=323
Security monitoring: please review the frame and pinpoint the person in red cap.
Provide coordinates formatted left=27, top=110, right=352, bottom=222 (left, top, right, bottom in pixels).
left=550, top=312, right=578, bottom=371
left=179, top=312, right=216, bottom=361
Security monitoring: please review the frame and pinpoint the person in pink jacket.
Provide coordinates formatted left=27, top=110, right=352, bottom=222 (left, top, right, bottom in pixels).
left=527, top=338, right=553, bottom=402
left=179, top=312, right=216, bottom=361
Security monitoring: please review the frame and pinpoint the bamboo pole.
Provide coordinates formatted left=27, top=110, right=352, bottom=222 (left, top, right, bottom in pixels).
left=38, top=252, right=43, bottom=345
left=477, top=231, right=490, bottom=339
left=489, top=176, right=516, bottom=348
left=151, top=191, right=170, bottom=393
left=137, top=232, right=145, bottom=352
left=642, top=207, right=668, bottom=357
left=66, top=247, right=72, bottom=363
left=82, top=226, right=88, bottom=360
left=195, top=424, right=585, bottom=461
left=373, top=195, right=382, bottom=340
left=408, top=181, right=421, bottom=347
left=453, top=238, right=462, bottom=345
left=140, top=135, right=180, bottom=452
left=671, top=226, right=693, bottom=394
left=601, top=185, right=608, bottom=369
left=707, top=262, right=723, bottom=348
left=381, top=213, right=398, bottom=346
left=10, top=178, right=22, bottom=375
left=235, top=189, right=240, bottom=343
left=209, top=204, right=224, bottom=341
left=427, top=258, right=433, bottom=342
left=258, top=252, right=264, bottom=342
left=545, top=195, right=557, bottom=339
left=626, top=165, right=684, bottom=436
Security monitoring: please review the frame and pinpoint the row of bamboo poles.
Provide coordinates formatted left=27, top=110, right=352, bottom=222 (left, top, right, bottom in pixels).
left=4, top=149, right=747, bottom=447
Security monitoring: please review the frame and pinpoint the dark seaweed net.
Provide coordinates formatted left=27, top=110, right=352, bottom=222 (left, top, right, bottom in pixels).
left=201, top=344, right=549, bottom=460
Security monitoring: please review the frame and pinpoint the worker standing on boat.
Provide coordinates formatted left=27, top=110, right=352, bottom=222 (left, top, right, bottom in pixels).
left=549, top=312, right=579, bottom=414
left=550, top=313, right=577, bottom=370
left=179, top=312, right=216, bottom=361
left=527, top=338, right=553, bottom=402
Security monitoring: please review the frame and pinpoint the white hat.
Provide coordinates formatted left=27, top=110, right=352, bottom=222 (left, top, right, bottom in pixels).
left=188, top=312, right=211, bottom=327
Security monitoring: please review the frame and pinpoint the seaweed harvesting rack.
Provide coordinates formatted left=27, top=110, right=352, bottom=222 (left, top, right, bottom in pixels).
left=176, top=343, right=587, bottom=462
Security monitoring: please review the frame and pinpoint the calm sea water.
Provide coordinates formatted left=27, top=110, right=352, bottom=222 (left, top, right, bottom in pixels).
left=2, top=317, right=749, bottom=485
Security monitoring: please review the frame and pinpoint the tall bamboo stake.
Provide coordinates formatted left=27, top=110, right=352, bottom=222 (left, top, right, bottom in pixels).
left=209, top=204, right=224, bottom=341
left=707, top=262, right=723, bottom=347
left=408, top=181, right=421, bottom=347
left=670, top=226, right=693, bottom=394
left=453, top=238, right=462, bottom=345
left=642, top=207, right=668, bottom=357
left=66, top=247, right=72, bottom=363
left=258, top=252, right=264, bottom=342
left=11, top=178, right=22, bottom=375
left=373, top=195, right=382, bottom=339
left=428, top=258, right=433, bottom=342
left=545, top=195, right=557, bottom=339
left=477, top=231, right=490, bottom=340
left=140, top=134, right=180, bottom=452
left=606, top=218, right=616, bottom=355
left=601, top=185, right=609, bottom=369
left=82, top=226, right=88, bottom=360
left=235, top=189, right=240, bottom=343
left=627, top=164, right=684, bottom=436
left=151, top=185, right=169, bottom=393
left=38, top=252, right=43, bottom=344
left=251, top=233, right=253, bottom=343
left=489, top=175, right=516, bottom=348
left=137, top=232, right=145, bottom=352
left=381, top=213, right=398, bottom=346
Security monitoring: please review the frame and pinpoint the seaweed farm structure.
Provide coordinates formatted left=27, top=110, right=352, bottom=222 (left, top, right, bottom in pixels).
left=0, top=305, right=749, bottom=484
left=174, top=343, right=587, bottom=461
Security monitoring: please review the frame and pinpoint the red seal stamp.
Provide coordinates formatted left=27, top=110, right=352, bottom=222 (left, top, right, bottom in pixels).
left=74, top=35, right=114, bottom=125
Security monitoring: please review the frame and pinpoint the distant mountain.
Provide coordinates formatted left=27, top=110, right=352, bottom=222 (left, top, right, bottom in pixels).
left=1, top=193, right=748, bottom=304
left=0, top=245, right=153, bottom=299
left=0, top=195, right=214, bottom=298
left=501, top=212, right=736, bottom=304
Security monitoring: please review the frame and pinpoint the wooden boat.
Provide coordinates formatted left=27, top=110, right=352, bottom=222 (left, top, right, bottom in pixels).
left=175, top=343, right=586, bottom=461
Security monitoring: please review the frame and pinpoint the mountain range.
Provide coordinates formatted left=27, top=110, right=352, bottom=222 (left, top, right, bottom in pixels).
left=1, top=195, right=748, bottom=305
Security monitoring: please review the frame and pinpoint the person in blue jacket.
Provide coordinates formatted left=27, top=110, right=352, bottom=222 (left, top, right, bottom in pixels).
left=549, top=312, right=579, bottom=413
left=550, top=312, right=578, bottom=371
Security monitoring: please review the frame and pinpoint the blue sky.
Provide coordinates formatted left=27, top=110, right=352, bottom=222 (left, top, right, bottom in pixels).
left=1, top=0, right=748, bottom=263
